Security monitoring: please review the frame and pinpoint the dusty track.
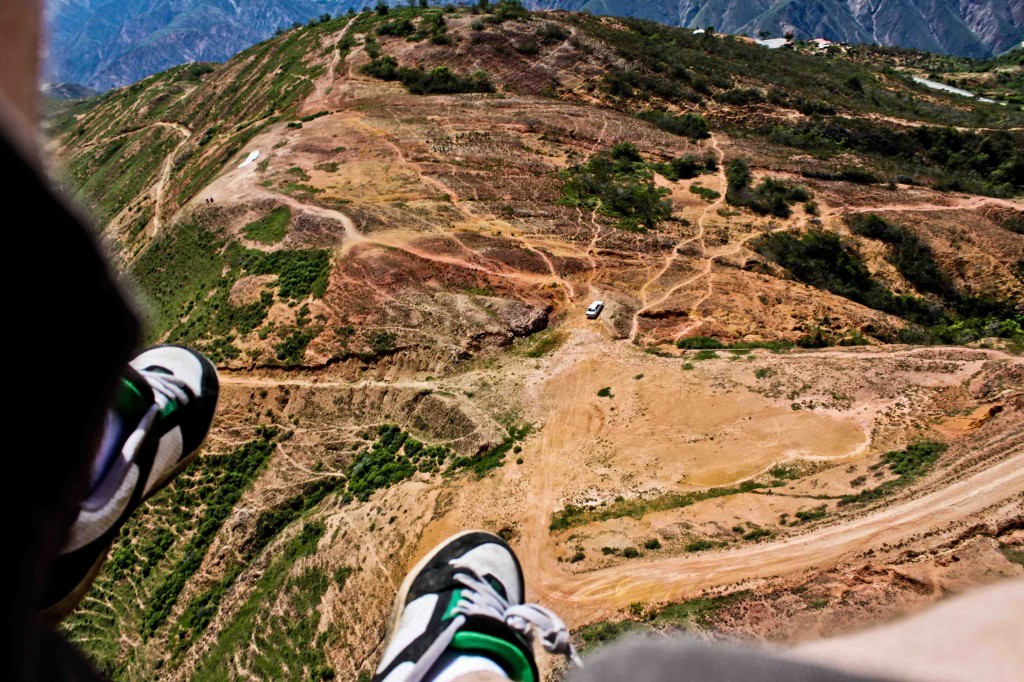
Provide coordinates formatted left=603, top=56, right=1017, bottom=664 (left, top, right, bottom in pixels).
left=529, top=449, right=1024, bottom=621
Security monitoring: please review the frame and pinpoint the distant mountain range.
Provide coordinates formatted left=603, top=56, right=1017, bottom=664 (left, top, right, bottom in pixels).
left=46, top=0, right=1024, bottom=91
left=523, top=0, right=1023, bottom=58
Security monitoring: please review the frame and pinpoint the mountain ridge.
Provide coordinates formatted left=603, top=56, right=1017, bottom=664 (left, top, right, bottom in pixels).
left=47, top=0, right=1024, bottom=90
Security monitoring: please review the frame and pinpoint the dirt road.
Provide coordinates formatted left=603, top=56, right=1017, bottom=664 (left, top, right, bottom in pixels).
left=528, top=449, right=1023, bottom=621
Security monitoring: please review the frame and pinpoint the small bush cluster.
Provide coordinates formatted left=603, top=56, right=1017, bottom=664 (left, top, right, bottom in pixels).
left=242, top=206, right=291, bottom=245
left=558, top=142, right=672, bottom=231
left=725, top=158, right=810, bottom=218
left=347, top=425, right=452, bottom=501
left=363, top=55, right=495, bottom=95
left=638, top=111, right=710, bottom=140
left=839, top=440, right=947, bottom=505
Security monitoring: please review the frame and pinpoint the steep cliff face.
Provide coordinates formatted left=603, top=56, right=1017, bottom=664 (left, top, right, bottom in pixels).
left=46, top=0, right=1024, bottom=91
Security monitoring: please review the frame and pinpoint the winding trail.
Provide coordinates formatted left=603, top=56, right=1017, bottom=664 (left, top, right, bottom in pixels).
left=629, top=134, right=726, bottom=341
left=150, top=121, right=193, bottom=236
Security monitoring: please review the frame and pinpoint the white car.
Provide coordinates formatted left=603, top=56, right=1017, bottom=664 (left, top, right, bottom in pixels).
left=586, top=300, right=605, bottom=319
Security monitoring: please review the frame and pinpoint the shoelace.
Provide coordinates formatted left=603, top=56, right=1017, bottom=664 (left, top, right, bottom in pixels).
left=405, top=564, right=582, bottom=682
left=141, top=368, right=191, bottom=410
left=120, top=369, right=191, bottom=465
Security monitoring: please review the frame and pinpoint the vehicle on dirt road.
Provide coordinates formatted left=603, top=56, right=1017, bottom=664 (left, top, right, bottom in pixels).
left=586, top=301, right=604, bottom=319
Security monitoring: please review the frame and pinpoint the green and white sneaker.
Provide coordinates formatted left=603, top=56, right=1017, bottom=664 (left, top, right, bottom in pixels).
left=42, top=345, right=219, bottom=618
left=374, top=531, right=581, bottom=682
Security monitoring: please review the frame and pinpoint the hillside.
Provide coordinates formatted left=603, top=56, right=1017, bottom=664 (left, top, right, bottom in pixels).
left=47, top=0, right=1024, bottom=90
left=48, top=5, right=1023, bottom=681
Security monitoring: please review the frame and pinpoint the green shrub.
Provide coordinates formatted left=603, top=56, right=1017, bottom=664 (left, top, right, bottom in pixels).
left=685, top=539, right=716, bottom=552
left=839, top=440, right=947, bottom=505
left=537, top=23, right=570, bottom=42
left=597, top=387, right=613, bottom=398
left=448, top=423, right=532, bottom=478
left=689, top=184, right=721, bottom=201
left=377, top=18, right=415, bottom=36
left=742, top=527, right=772, bottom=541
left=677, top=336, right=722, bottom=349
left=643, top=538, right=662, bottom=550
left=725, top=159, right=810, bottom=217
left=514, top=41, right=540, bottom=55
left=275, top=328, right=318, bottom=364
left=622, top=547, right=641, bottom=558
left=362, top=55, right=495, bottom=95
left=243, top=206, right=291, bottom=244
left=639, top=111, right=710, bottom=139
left=232, top=246, right=332, bottom=300
left=559, top=146, right=672, bottom=231
left=794, top=505, right=827, bottom=522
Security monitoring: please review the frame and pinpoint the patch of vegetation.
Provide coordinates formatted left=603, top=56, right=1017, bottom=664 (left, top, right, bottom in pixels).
left=559, top=142, right=672, bottom=231
left=275, top=327, right=318, bottom=365
left=510, top=329, right=568, bottom=358
left=363, top=55, right=495, bottom=95
left=725, top=159, right=810, bottom=218
left=684, top=539, right=717, bottom=552
left=348, top=425, right=440, bottom=501
left=63, top=126, right=180, bottom=225
left=754, top=367, right=774, bottom=379
left=676, top=336, right=722, bottom=350
left=639, top=111, right=710, bottom=140
left=575, top=592, right=749, bottom=652
left=766, top=118, right=1024, bottom=196
left=753, top=224, right=1022, bottom=345
left=173, top=473, right=346, bottom=649
left=242, top=206, right=291, bottom=245
left=651, top=153, right=717, bottom=181
left=537, top=23, right=570, bottom=42
left=130, top=220, right=227, bottom=341
left=550, top=480, right=771, bottom=530
left=643, top=538, right=662, bottom=550
left=689, top=184, right=721, bottom=201
left=794, top=505, right=828, bottom=523
left=141, top=428, right=280, bottom=637
left=839, top=440, right=947, bottom=506
left=597, top=387, right=613, bottom=398
left=751, top=229, right=938, bottom=325
left=449, top=423, right=532, bottom=478
left=692, top=350, right=718, bottom=360
left=1000, top=544, right=1024, bottom=566
left=314, top=161, right=339, bottom=172
left=741, top=527, right=772, bottom=541
left=621, top=547, right=641, bottom=559
left=677, top=336, right=794, bottom=353
left=191, top=523, right=332, bottom=682
left=230, top=244, right=332, bottom=300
